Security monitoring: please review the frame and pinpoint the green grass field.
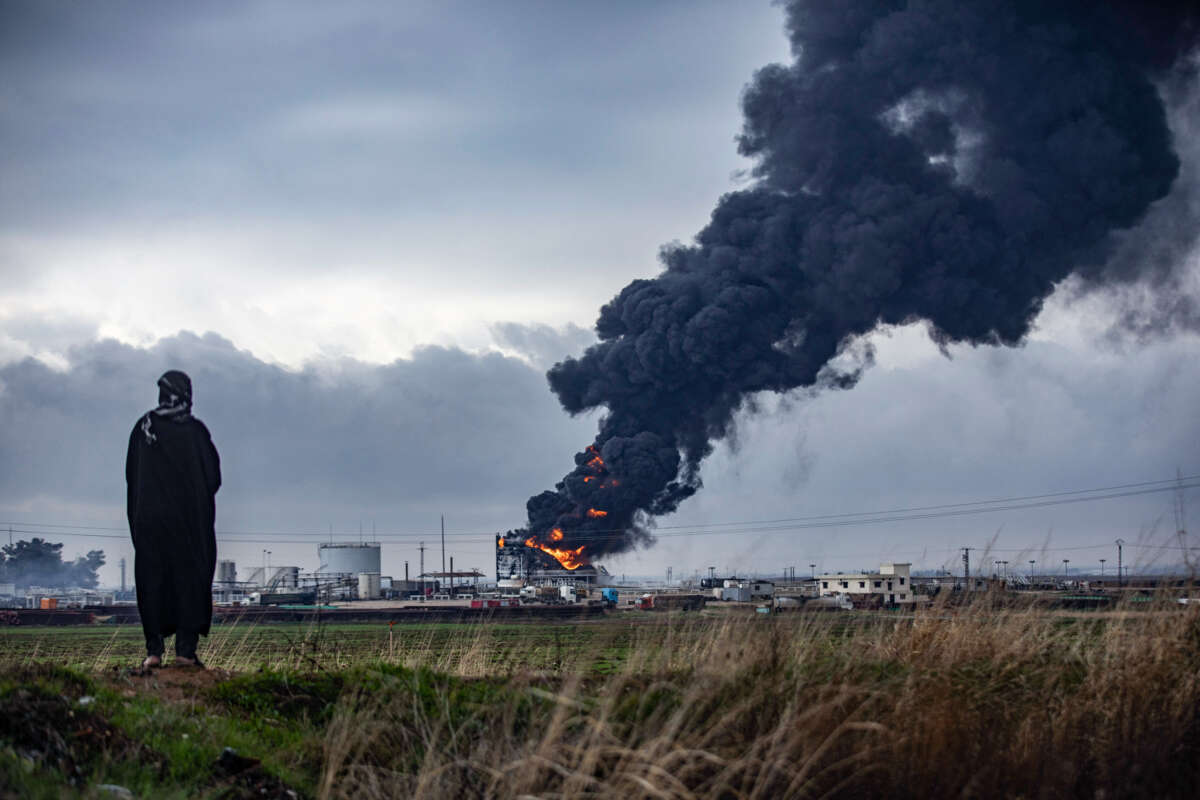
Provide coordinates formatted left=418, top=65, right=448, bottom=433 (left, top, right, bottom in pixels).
left=2, top=602, right=1198, bottom=798
left=0, top=616, right=647, bottom=674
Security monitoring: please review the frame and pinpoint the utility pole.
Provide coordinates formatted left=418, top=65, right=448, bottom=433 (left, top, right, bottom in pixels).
left=119, top=558, right=126, bottom=593
left=961, top=547, right=973, bottom=590
left=1174, top=467, right=1188, bottom=540
left=450, top=556, right=454, bottom=596
left=666, top=566, right=672, bottom=586
left=419, top=541, right=426, bottom=602
left=1116, top=539, right=1124, bottom=588
left=405, top=560, right=409, bottom=584
left=440, top=515, right=446, bottom=582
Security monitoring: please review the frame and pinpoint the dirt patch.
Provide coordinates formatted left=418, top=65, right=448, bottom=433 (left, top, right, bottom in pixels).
left=106, top=663, right=237, bottom=704
left=0, top=686, right=167, bottom=786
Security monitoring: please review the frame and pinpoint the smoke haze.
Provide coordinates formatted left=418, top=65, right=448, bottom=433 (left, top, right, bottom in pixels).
left=525, top=0, right=1200, bottom=559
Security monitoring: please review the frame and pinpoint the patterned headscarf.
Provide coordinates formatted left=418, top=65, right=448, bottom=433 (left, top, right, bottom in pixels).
left=140, top=370, right=193, bottom=444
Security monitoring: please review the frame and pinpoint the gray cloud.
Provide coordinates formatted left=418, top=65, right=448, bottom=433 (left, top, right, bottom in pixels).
left=0, top=323, right=1196, bottom=585
left=633, top=326, right=1200, bottom=579
left=0, top=0, right=789, bottom=230
left=0, top=331, right=595, bottom=577
left=0, top=1, right=793, bottom=370
left=490, top=322, right=596, bottom=371
left=0, top=311, right=100, bottom=364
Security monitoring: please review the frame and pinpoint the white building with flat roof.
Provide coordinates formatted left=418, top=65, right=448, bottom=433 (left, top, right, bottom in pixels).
left=817, top=563, right=914, bottom=605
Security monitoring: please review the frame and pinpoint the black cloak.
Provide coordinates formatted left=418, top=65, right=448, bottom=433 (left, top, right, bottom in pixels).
left=126, top=379, right=221, bottom=638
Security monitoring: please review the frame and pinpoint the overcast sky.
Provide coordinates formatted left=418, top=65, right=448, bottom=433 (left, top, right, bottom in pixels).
left=1, top=1, right=1197, bottom=587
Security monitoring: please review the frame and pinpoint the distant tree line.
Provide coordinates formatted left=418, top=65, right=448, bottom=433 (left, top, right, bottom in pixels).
left=0, top=538, right=106, bottom=589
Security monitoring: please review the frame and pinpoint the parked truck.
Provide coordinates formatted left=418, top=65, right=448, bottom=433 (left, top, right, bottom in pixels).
left=636, top=593, right=706, bottom=611
left=600, top=587, right=620, bottom=606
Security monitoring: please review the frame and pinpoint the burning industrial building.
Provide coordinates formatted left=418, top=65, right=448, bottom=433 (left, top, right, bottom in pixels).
left=520, top=0, right=1200, bottom=559
left=495, top=532, right=610, bottom=587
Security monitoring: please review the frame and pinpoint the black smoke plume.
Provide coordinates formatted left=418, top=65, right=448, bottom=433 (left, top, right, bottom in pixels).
left=523, top=0, right=1200, bottom=561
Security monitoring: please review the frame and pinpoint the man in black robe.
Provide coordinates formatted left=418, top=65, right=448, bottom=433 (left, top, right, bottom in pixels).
left=126, top=370, right=221, bottom=668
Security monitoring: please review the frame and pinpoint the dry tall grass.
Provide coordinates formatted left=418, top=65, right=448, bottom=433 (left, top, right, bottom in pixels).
left=318, top=597, right=1200, bottom=799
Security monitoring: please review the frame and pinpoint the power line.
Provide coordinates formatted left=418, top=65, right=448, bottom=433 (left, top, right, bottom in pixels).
left=3, top=475, right=1196, bottom=546
left=18, top=472, right=1192, bottom=540
left=651, top=474, right=1200, bottom=531
left=2, top=533, right=1194, bottom=555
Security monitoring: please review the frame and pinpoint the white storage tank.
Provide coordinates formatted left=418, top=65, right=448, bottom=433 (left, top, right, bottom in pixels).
left=357, top=572, right=381, bottom=600
left=271, top=566, right=300, bottom=589
left=318, top=543, right=382, bottom=576
left=246, top=566, right=296, bottom=588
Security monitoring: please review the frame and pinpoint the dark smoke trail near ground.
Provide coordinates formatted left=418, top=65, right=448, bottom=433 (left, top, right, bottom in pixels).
left=523, top=0, right=1200, bottom=561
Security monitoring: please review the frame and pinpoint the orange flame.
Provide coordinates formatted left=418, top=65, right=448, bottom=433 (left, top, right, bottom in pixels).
left=498, top=537, right=505, bottom=547
left=508, top=443, right=614, bottom=571
left=585, top=445, right=605, bottom=470
left=524, top=535, right=588, bottom=570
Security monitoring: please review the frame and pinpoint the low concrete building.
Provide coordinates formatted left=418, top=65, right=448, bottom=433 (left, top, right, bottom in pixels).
left=817, top=562, right=914, bottom=605
left=712, top=579, right=775, bottom=602
left=211, top=585, right=250, bottom=605
left=747, top=580, right=775, bottom=600
left=715, top=585, right=750, bottom=602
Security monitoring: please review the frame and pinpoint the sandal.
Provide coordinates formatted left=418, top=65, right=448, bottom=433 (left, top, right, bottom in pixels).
left=141, top=655, right=163, bottom=669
